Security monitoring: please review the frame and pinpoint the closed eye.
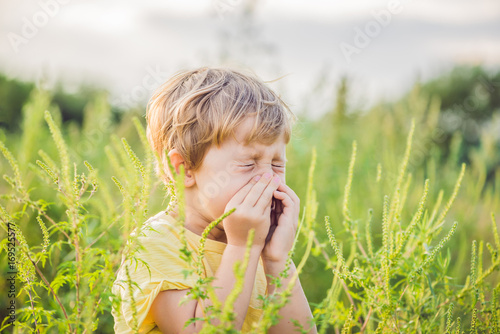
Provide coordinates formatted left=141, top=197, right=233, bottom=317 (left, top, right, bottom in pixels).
left=237, top=163, right=285, bottom=169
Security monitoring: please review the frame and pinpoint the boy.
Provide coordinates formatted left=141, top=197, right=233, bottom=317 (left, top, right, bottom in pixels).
left=112, top=67, right=316, bottom=333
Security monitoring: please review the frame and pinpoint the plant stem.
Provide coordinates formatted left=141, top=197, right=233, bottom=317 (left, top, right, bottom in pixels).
left=24, top=248, right=72, bottom=332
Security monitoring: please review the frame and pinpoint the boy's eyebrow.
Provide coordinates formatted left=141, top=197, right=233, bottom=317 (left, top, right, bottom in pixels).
left=239, top=151, right=287, bottom=162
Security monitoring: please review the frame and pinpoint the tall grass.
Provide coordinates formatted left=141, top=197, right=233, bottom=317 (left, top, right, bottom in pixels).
left=0, top=85, right=498, bottom=333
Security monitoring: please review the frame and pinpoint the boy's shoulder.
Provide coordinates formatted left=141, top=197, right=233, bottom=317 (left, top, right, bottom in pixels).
left=119, top=211, right=189, bottom=271
left=133, top=210, right=183, bottom=242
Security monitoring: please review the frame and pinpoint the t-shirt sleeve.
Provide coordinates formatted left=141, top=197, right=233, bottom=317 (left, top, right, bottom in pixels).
left=112, top=221, right=197, bottom=333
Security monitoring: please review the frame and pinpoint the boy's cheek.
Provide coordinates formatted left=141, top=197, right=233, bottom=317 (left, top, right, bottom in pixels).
left=279, top=171, right=286, bottom=184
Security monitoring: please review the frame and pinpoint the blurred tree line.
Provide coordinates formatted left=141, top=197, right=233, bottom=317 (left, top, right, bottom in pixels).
left=0, top=74, right=124, bottom=134
left=320, top=65, right=500, bottom=186
left=419, top=66, right=500, bottom=169
left=1, top=65, right=499, bottom=149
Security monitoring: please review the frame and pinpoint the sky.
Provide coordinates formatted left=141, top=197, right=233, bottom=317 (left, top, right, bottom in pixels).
left=1, top=0, right=499, bottom=118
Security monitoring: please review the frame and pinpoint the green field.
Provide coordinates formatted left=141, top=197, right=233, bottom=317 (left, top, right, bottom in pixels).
left=0, top=66, right=499, bottom=333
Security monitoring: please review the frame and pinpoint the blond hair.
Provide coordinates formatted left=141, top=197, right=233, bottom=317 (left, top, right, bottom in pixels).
left=146, top=67, right=295, bottom=184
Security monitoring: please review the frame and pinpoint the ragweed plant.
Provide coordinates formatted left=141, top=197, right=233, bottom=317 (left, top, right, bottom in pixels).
left=0, top=87, right=498, bottom=334
left=0, top=91, right=162, bottom=333
left=0, top=109, right=117, bottom=333
left=310, top=118, right=499, bottom=333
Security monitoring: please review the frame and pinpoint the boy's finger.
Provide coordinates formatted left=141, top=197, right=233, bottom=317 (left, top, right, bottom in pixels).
left=274, top=190, right=298, bottom=229
left=277, top=183, right=300, bottom=207
left=273, top=190, right=293, bottom=212
left=274, top=196, right=283, bottom=215
left=229, top=175, right=262, bottom=205
left=242, top=173, right=274, bottom=206
left=255, top=175, right=280, bottom=211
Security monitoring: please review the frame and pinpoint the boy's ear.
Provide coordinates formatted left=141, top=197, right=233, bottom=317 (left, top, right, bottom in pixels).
left=167, top=149, right=196, bottom=188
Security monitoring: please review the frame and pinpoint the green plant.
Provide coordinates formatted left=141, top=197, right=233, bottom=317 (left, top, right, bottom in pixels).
left=0, top=82, right=498, bottom=333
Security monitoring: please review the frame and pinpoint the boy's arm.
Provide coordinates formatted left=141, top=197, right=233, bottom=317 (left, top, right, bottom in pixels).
left=151, top=244, right=263, bottom=333
left=264, top=260, right=317, bottom=334
left=262, top=182, right=317, bottom=333
left=151, top=173, right=281, bottom=333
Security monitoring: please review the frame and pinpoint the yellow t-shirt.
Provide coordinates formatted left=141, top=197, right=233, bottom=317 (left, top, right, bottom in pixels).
left=111, top=210, right=268, bottom=333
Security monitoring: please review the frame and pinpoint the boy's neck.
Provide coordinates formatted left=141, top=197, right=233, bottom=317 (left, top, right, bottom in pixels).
left=182, top=208, right=228, bottom=243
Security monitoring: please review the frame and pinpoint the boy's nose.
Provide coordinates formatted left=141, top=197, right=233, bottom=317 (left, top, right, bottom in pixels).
left=254, top=168, right=281, bottom=184
left=256, top=166, right=274, bottom=178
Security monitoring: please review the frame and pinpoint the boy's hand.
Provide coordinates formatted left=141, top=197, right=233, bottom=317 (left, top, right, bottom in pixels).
left=223, top=173, right=281, bottom=248
left=262, top=183, right=300, bottom=266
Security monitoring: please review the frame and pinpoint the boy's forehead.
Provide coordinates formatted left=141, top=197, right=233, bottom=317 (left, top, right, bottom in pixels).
left=226, top=115, right=287, bottom=155
left=233, top=136, right=287, bottom=160
left=235, top=132, right=287, bottom=147
left=233, top=130, right=286, bottom=147
left=233, top=119, right=286, bottom=143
